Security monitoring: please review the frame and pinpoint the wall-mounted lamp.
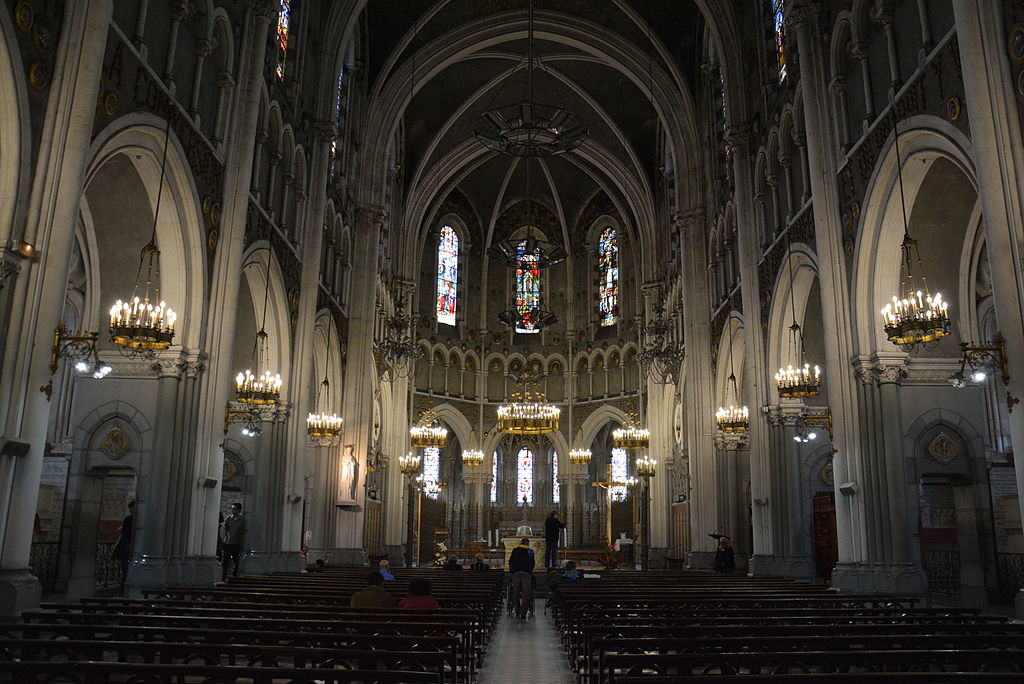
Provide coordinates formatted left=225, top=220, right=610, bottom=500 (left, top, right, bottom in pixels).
left=793, top=410, right=833, bottom=443
left=950, top=333, right=1009, bottom=388
left=50, top=322, right=110, bottom=378
left=224, top=403, right=260, bottom=437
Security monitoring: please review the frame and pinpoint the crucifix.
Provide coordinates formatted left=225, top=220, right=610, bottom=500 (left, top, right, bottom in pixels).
left=591, top=462, right=635, bottom=544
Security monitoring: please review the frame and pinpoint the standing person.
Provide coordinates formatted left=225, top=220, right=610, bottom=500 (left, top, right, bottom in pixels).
left=110, top=501, right=134, bottom=585
left=508, top=537, right=536, bottom=619
left=221, top=503, right=246, bottom=582
left=713, top=536, right=735, bottom=574
left=544, top=510, right=566, bottom=568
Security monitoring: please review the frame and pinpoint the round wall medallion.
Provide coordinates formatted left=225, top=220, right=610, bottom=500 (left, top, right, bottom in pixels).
left=32, top=22, right=52, bottom=54
left=1018, top=70, right=1024, bottom=97
left=819, top=462, right=835, bottom=487
left=946, top=96, right=962, bottom=121
left=27, top=60, right=48, bottom=91
left=207, top=228, right=219, bottom=252
left=14, top=1, right=33, bottom=32
left=102, top=91, right=118, bottom=116
left=1010, top=25, right=1024, bottom=63
left=222, top=458, right=238, bottom=482
left=927, top=431, right=958, bottom=465
left=202, top=196, right=212, bottom=215
left=209, top=202, right=221, bottom=227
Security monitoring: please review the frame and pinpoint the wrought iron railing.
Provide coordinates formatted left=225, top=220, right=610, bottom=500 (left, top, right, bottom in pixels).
left=29, top=542, right=60, bottom=592
left=95, top=541, right=121, bottom=587
left=922, top=548, right=961, bottom=596
left=996, top=552, right=1024, bottom=603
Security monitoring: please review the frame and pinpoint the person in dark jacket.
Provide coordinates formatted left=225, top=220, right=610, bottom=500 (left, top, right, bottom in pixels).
left=508, top=538, right=535, bottom=619
left=713, top=536, right=736, bottom=574
left=221, top=503, right=246, bottom=581
left=351, top=571, right=397, bottom=608
left=544, top=510, right=567, bottom=568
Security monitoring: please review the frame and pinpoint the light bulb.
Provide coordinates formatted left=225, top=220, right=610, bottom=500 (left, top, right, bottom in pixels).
left=75, top=361, right=89, bottom=373
left=971, top=369, right=987, bottom=383
left=808, top=431, right=817, bottom=440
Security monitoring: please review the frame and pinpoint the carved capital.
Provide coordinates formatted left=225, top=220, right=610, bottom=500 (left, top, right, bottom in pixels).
left=791, top=131, right=807, bottom=148
left=170, top=0, right=191, bottom=22
left=269, top=151, right=282, bottom=165
left=196, top=39, right=214, bottom=58
left=765, top=173, right=779, bottom=188
left=786, top=1, right=820, bottom=29
left=312, top=121, right=338, bottom=143
left=715, top=431, right=749, bottom=450
left=875, top=363, right=908, bottom=385
left=283, top=172, right=295, bottom=186
left=218, top=70, right=236, bottom=88
left=641, top=280, right=663, bottom=300
left=355, top=203, right=387, bottom=225
left=154, top=359, right=183, bottom=378
left=850, top=42, right=869, bottom=62
left=754, top=191, right=766, bottom=206
left=724, top=125, right=752, bottom=152
left=778, top=155, right=791, bottom=169
left=255, top=131, right=269, bottom=145
left=830, top=74, right=847, bottom=94
left=673, top=208, right=706, bottom=230
left=245, top=0, right=282, bottom=20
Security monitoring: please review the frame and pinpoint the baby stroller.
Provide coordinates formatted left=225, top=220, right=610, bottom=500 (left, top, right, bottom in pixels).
left=506, top=571, right=535, bottom=619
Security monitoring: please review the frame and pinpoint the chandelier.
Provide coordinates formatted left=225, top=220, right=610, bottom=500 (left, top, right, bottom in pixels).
left=635, top=455, right=657, bottom=478
left=374, top=297, right=422, bottom=381
left=568, top=448, right=592, bottom=465
left=474, top=1, right=586, bottom=157
left=497, top=378, right=560, bottom=435
left=307, top=325, right=343, bottom=444
left=410, top=408, right=448, bottom=448
left=880, top=116, right=950, bottom=350
left=716, top=329, right=748, bottom=432
left=235, top=250, right=283, bottom=405
left=776, top=241, right=821, bottom=397
left=488, top=233, right=566, bottom=269
left=612, top=425, right=650, bottom=450
left=109, top=119, right=177, bottom=354
left=462, top=449, right=485, bottom=467
left=640, top=300, right=685, bottom=384
left=399, top=452, right=421, bottom=475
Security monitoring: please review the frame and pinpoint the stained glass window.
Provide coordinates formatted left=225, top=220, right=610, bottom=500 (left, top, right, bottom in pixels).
left=598, top=227, right=619, bottom=326
left=423, top=446, right=440, bottom=500
left=773, top=0, right=786, bottom=83
left=516, top=448, right=534, bottom=504
left=610, top=448, right=628, bottom=502
left=436, top=226, right=458, bottom=325
left=330, top=66, right=345, bottom=177
left=490, top=452, right=498, bottom=503
left=275, top=1, right=291, bottom=80
left=515, top=240, right=541, bottom=333
left=552, top=452, right=560, bottom=504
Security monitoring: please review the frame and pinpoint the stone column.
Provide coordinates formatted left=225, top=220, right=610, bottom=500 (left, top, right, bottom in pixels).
left=953, top=0, right=1024, bottom=616
left=333, top=204, right=384, bottom=564
left=0, top=0, right=113, bottom=619
left=245, top=405, right=292, bottom=574
left=187, top=0, right=276, bottom=569
left=789, top=2, right=870, bottom=589
left=677, top=210, right=719, bottom=570
left=766, top=404, right=816, bottom=579
left=714, top=431, right=748, bottom=569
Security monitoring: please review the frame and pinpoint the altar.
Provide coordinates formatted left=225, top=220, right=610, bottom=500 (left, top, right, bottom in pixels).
left=501, top=536, right=546, bottom=570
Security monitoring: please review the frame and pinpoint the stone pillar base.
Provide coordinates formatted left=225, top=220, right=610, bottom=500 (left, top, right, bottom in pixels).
left=0, top=568, right=42, bottom=621
left=242, top=551, right=303, bottom=576
left=382, top=545, right=405, bottom=566
left=830, top=562, right=929, bottom=596
left=686, top=551, right=714, bottom=570
left=127, top=556, right=220, bottom=594
left=333, top=547, right=368, bottom=567
left=748, top=554, right=816, bottom=581
left=748, top=554, right=774, bottom=576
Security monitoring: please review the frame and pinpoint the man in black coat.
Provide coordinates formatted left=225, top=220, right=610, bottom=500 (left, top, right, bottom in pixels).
left=544, top=510, right=566, bottom=568
left=508, top=538, right=536, bottom=619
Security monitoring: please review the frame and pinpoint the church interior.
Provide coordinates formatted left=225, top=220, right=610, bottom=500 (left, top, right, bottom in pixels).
left=4, top=2, right=1024, bottom=674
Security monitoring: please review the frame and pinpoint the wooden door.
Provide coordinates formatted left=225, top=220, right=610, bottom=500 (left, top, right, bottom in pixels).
left=813, top=492, right=838, bottom=580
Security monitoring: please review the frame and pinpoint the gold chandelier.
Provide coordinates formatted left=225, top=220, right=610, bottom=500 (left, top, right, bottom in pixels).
left=307, top=325, right=342, bottom=443
left=568, top=448, right=592, bottom=465
left=109, top=119, right=177, bottom=353
left=462, top=449, right=484, bottom=467
left=497, top=389, right=560, bottom=434
left=410, top=409, right=448, bottom=448
left=716, top=328, right=748, bottom=432
left=612, top=426, right=650, bottom=450
left=880, top=116, right=950, bottom=350
left=635, top=454, right=657, bottom=478
left=776, top=242, right=821, bottom=398
left=399, top=452, right=421, bottom=475
left=235, top=250, right=283, bottom=405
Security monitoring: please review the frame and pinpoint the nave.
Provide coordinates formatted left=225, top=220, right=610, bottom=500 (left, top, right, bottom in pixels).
left=3, top=566, right=1024, bottom=682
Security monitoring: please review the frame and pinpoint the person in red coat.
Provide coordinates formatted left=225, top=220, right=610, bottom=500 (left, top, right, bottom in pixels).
left=398, top=577, right=441, bottom=610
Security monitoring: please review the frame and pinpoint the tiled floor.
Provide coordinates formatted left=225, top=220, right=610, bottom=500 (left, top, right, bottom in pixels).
left=478, top=609, right=575, bottom=684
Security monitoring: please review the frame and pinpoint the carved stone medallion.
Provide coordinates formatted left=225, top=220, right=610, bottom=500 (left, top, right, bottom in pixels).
left=100, top=424, right=131, bottom=460
left=927, top=432, right=958, bottom=465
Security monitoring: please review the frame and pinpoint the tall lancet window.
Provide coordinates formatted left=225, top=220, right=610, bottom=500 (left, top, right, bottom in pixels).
left=610, top=448, right=628, bottom=502
left=330, top=66, right=346, bottom=178
left=598, top=227, right=619, bottom=326
left=772, top=0, right=787, bottom=83
left=517, top=447, right=534, bottom=504
left=436, top=225, right=458, bottom=325
left=490, top=452, right=498, bottom=503
left=552, top=452, right=560, bottom=503
left=515, top=240, right=541, bottom=333
left=275, top=1, right=291, bottom=80
left=423, top=446, right=440, bottom=500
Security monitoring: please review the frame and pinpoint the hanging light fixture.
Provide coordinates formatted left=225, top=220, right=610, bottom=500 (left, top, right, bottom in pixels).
left=410, top=408, right=448, bottom=448
left=879, top=114, right=950, bottom=350
left=640, top=300, right=686, bottom=384
left=775, top=243, right=821, bottom=398
left=462, top=449, right=485, bottom=467
left=399, top=452, right=422, bottom=475
left=568, top=448, right=592, bottom=465
left=612, top=403, right=650, bottom=450
left=474, top=0, right=587, bottom=157
left=635, top=455, right=657, bottom=478
left=235, top=250, right=283, bottom=405
left=307, top=324, right=343, bottom=444
left=374, top=295, right=423, bottom=381
left=497, top=370, right=559, bottom=434
left=109, top=119, right=177, bottom=353
left=716, top=327, right=749, bottom=432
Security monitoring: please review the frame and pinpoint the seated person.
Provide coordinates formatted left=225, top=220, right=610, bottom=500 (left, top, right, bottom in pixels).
left=442, top=554, right=463, bottom=571
left=561, top=560, right=581, bottom=580
left=469, top=553, right=488, bottom=571
left=350, top=571, right=397, bottom=608
left=378, top=558, right=395, bottom=580
left=398, top=577, right=442, bottom=610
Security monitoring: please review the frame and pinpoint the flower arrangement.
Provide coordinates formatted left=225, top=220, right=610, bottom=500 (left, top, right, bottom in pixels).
left=601, top=541, right=620, bottom=570
left=433, top=541, right=447, bottom=566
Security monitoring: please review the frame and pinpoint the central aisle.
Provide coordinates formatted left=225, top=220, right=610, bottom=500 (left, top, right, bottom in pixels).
left=477, top=610, right=575, bottom=684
